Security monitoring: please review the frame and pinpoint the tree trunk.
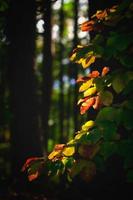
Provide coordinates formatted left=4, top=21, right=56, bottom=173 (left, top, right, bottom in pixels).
left=59, top=0, right=65, bottom=142
left=73, top=0, right=79, bottom=132
left=42, top=0, right=53, bottom=151
left=6, top=0, right=42, bottom=177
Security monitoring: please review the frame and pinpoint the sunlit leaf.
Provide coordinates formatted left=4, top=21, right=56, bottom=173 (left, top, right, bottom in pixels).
left=77, top=97, right=89, bottom=105
left=62, top=146, right=75, bottom=157
left=82, top=56, right=96, bottom=68
left=101, top=66, right=110, bottom=76
left=82, top=120, right=95, bottom=131
left=80, top=97, right=96, bottom=114
left=48, top=150, right=61, bottom=160
left=84, top=86, right=97, bottom=97
left=92, top=9, right=108, bottom=20
left=79, top=79, right=94, bottom=92
left=93, top=95, right=101, bottom=109
left=88, top=70, right=100, bottom=78
left=80, top=20, right=95, bottom=32
left=54, top=144, right=65, bottom=151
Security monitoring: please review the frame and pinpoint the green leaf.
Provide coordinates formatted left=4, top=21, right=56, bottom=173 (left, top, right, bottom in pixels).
left=100, top=142, right=118, bottom=160
left=93, top=155, right=105, bottom=172
left=97, top=120, right=117, bottom=141
left=69, top=159, right=88, bottom=178
left=96, top=107, right=122, bottom=124
left=119, top=55, right=133, bottom=68
left=122, top=109, right=133, bottom=130
left=123, top=80, right=133, bottom=95
left=86, top=129, right=102, bottom=144
left=112, top=75, right=126, bottom=93
left=100, top=91, right=113, bottom=106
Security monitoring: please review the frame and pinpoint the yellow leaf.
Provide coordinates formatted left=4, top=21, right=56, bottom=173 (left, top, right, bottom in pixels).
left=79, top=79, right=94, bottom=92
left=75, top=133, right=84, bottom=140
left=76, top=58, right=84, bottom=64
left=62, top=146, right=75, bottom=157
left=82, top=56, right=96, bottom=69
left=70, top=52, right=76, bottom=61
left=84, top=86, right=97, bottom=97
left=48, top=150, right=61, bottom=160
left=82, top=120, right=95, bottom=131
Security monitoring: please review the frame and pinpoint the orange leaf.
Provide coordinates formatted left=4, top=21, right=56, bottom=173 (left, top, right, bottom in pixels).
left=80, top=20, right=95, bottom=32
left=88, top=70, right=100, bottom=78
left=54, top=144, right=65, bottom=151
left=77, top=97, right=89, bottom=105
left=92, top=95, right=101, bottom=110
left=95, top=10, right=108, bottom=20
left=101, top=66, right=110, bottom=76
left=76, top=76, right=90, bottom=83
left=28, top=171, right=39, bottom=182
left=80, top=97, right=95, bottom=114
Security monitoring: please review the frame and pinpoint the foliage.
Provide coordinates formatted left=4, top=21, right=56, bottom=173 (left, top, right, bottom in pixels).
left=23, top=0, right=133, bottom=184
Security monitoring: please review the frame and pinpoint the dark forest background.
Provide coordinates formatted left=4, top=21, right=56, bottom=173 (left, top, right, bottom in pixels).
left=1, top=0, right=130, bottom=199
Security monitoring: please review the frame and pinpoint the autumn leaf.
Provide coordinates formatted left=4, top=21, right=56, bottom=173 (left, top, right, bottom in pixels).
left=84, top=85, right=97, bottom=97
left=101, top=66, right=110, bottom=76
left=28, top=171, right=39, bottom=182
left=82, top=120, right=95, bottom=131
left=93, top=95, right=101, bottom=109
left=62, top=146, right=75, bottom=157
left=80, top=97, right=96, bottom=114
left=82, top=56, right=96, bottom=68
left=88, top=70, right=100, bottom=78
left=79, top=79, right=94, bottom=92
left=76, top=76, right=90, bottom=83
left=80, top=20, right=95, bottom=32
left=77, top=97, right=89, bottom=105
left=22, top=157, right=40, bottom=172
left=48, top=150, right=61, bottom=160
left=96, top=10, right=108, bottom=20
left=54, top=144, right=65, bottom=151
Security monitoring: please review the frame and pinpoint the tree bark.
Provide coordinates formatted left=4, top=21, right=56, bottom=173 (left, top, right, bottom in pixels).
left=42, top=0, right=53, bottom=150
left=6, top=0, right=42, bottom=177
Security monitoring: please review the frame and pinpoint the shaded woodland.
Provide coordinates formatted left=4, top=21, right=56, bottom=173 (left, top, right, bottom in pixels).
left=0, top=0, right=133, bottom=199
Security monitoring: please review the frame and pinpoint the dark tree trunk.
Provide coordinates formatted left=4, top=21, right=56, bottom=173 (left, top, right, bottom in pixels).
left=42, top=0, right=53, bottom=151
left=73, top=0, right=79, bottom=132
left=59, top=0, right=65, bottom=142
left=6, top=0, right=42, bottom=177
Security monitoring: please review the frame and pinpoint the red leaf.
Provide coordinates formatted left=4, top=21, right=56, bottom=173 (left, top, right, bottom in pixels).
left=28, top=171, right=39, bottom=182
left=22, top=157, right=40, bottom=172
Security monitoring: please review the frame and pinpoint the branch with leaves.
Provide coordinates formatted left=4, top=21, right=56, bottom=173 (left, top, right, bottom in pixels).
left=22, top=0, right=133, bottom=183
